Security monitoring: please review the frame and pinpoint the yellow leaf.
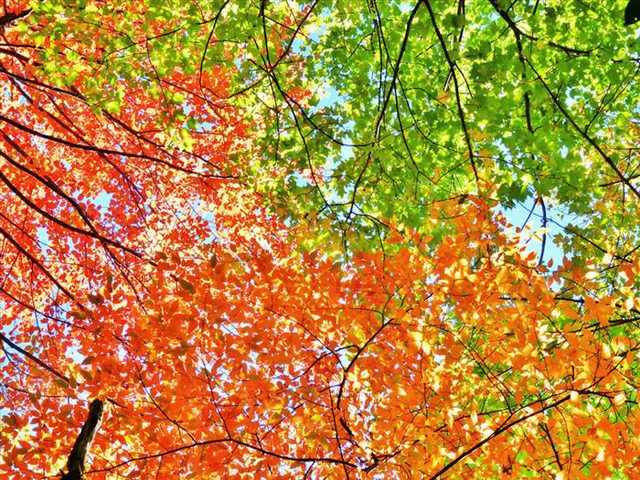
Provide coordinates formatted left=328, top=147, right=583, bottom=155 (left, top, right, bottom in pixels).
left=436, top=90, right=450, bottom=103
left=613, top=392, right=626, bottom=406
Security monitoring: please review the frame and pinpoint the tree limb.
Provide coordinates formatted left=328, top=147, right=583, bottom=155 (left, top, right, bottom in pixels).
left=61, top=399, right=104, bottom=480
left=0, top=9, right=31, bottom=28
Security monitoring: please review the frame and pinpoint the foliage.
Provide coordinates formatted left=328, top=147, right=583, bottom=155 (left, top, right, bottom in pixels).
left=0, top=0, right=640, bottom=479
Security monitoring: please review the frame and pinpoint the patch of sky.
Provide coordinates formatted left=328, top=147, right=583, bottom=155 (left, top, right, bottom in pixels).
left=399, top=2, right=414, bottom=14
left=202, top=211, right=218, bottom=244
left=186, top=198, right=218, bottom=244
left=498, top=193, right=583, bottom=273
left=92, top=190, right=113, bottom=210
left=36, top=226, right=50, bottom=252
left=559, top=145, right=568, bottom=158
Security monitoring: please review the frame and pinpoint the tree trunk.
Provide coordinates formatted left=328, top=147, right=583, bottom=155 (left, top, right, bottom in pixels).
left=60, top=399, right=104, bottom=480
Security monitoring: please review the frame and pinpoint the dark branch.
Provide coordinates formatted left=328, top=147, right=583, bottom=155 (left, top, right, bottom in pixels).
left=61, top=399, right=104, bottom=480
left=0, top=9, right=31, bottom=28
left=0, top=331, right=69, bottom=383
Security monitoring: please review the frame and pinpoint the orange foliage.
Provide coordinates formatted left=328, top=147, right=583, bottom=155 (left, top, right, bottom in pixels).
left=1, top=1, right=640, bottom=479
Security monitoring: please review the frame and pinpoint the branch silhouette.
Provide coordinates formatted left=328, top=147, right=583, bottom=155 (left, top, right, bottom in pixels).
left=61, top=400, right=104, bottom=480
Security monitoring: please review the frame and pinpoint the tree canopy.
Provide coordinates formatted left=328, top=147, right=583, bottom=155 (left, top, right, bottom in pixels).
left=1, top=0, right=640, bottom=478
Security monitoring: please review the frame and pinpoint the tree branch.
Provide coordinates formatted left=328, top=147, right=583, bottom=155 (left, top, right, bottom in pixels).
left=61, top=399, right=104, bottom=480
left=0, top=331, right=69, bottom=383
left=422, top=0, right=478, bottom=186
left=0, top=9, right=31, bottom=28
